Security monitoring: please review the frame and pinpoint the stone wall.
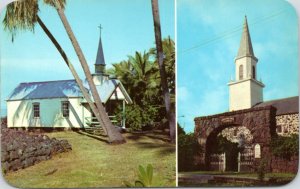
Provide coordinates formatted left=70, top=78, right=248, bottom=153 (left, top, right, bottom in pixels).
left=1, top=128, right=72, bottom=174
left=219, top=126, right=253, bottom=144
left=276, top=113, right=299, bottom=136
left=194, top=106, right=277, bottom=171
left=271, top=156, right=298, bottom=173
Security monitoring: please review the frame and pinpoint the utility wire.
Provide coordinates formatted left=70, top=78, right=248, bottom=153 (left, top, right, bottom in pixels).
left=178, top=9, right=288, bottom=55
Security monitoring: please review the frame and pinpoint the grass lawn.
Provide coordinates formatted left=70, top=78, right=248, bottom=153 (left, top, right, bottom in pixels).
left=4, top=130, right=175, bottom=188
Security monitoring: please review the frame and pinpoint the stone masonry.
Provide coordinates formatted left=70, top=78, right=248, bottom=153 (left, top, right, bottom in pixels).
left=276, top=113, right=299, bottom=136
left=1, top=128, right=72, bottom=174
left=194, top=106, right=277, bottom=171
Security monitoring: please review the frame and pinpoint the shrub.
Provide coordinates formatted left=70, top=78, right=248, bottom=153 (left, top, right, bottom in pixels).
left=257, top=158, right=267, bottom=182
left=178, top=125, right=201, bottom=171
left=271, top=134, right=299, bottom=159
left=117, top=103, right=158, bottom=131
left=123, top=164, right=154, bottom=187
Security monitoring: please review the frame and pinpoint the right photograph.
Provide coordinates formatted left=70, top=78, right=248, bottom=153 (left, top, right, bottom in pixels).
left=177, top=0, right=299, bottom=187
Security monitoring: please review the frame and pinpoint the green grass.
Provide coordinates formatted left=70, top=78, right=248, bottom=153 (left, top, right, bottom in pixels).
left=3, top=131, right=175, bottom=188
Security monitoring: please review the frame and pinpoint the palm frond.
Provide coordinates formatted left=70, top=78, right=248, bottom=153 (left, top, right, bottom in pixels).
left=3, top=0, right=39, bottom=41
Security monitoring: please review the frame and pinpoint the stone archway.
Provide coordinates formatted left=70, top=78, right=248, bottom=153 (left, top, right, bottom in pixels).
left=194, top=106, right=277, bottom=171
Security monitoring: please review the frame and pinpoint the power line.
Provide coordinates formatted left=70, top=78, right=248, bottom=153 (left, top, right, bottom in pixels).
left=178, top=9, right=288, bottom=55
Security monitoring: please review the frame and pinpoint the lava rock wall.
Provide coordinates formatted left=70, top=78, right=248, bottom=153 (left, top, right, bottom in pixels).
left=1, top=128, right=72, bottom=174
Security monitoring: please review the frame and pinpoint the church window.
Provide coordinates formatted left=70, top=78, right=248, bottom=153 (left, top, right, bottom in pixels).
left=252, top=66, right=256, bottom=79
left=239, top=65, right=243, bottom=80
left=233, top=129, right=238, bottom=136
left=33, top=103, right=40, bottom=118
left=276, top=125, right=282, bottom=133
left=62, top=101, right=69, bottom=117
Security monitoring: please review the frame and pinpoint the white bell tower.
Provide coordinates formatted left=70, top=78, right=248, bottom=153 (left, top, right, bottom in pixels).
left=228, top=16, right=264, bottom=111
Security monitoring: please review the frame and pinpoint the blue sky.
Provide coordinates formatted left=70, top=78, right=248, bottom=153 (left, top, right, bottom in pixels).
left=177, top=0, right=299, bottom=132
left=0, top=0, right=175, bottom=115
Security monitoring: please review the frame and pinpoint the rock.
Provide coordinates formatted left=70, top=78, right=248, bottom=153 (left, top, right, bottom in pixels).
left=2, top=162, right=10, bottom=173
left=17, top=149, right=23, bottom=156
left=1, top=151, right=9, bottom=162
left=1, top=128, right=72, bottom=174
left=11, top=159, right=22, bottom=171
left=9, top=150, right=18, bottom=161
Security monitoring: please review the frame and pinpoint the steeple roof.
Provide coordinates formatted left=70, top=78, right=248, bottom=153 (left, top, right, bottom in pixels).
left=236, top=16, right=256, bottom=59
left=95, top=35, right=106, bottom=66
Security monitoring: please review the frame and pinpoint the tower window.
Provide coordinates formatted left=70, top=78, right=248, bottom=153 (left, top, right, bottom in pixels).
left=33, top=103, right=40, bottom=118
left=239, top=65, right=243, bottom=80
left=252, top=66, right=256, bottom=79
left=62, top=101, right=69, bottom=117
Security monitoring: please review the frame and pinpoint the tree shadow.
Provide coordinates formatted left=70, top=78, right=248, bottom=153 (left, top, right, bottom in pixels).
left=75, top=130, right=109, bottom=144
left=126, top=131, right=171, bottom=143
left=134, top=142, right=175, bottom=156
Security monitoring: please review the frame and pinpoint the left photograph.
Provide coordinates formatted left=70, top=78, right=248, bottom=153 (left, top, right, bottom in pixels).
left=0, top=0, right=175, bottom=188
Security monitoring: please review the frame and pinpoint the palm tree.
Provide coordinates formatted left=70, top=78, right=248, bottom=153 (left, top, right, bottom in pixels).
left=3, top=0, right=125, bottom=144
left=151, top=0, right=175, bottom=142
left=49, top=1, right=125, bottom=144
left=110, top=60, right=135, bottom=98
left=110, top=52, right=159, bottom=105
left=150, top=37, right=175, bottom=96
left=128, top=51, right=159, bottom=104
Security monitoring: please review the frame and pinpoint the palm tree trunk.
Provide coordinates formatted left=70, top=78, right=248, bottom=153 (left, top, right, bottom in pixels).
left=53, top=3, right=125, bottom=144
left=151, top=0, right=175, bottom=143
left=36, top=16, right=108, bottom=135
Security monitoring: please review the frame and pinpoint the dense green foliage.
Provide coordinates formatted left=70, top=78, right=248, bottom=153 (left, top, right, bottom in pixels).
left=178, top=124, right=201, bottom=171
left=271, top=134, right=299, bottom=159
left=210, top=135, right=240, bottom=171
left=257, top=158, right=267, bottom=182
left=109, top=37, right=175, bottom=131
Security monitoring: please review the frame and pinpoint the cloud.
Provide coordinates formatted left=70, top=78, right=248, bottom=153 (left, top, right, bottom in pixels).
left=177, top=86, right=189, bottom=102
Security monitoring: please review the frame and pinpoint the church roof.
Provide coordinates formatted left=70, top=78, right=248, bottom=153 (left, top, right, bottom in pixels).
left=254, top=96, right=299, bottom=115
left=7, top=80, right=84, bottom=101
left=7, top=79, right=132, bottom=104
left=95, top=36, right=105, bottom=66
left=236, top=16, right=256, bottom=60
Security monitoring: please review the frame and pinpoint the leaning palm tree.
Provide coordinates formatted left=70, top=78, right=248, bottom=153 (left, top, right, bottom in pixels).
left=150, top=37, right=176, bottom=96
left=151, top=0, right=175, bottom=142
left=3, top=0, right=125, bottom=144
left=47, top=0, right=125, bottom=144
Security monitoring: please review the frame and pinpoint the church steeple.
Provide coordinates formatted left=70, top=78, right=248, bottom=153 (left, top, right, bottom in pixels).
left=236, top=16, right=257, bottom=61
left=228, top=16, right=264, bottom=111
left=95, top=25, right=106, bottom=74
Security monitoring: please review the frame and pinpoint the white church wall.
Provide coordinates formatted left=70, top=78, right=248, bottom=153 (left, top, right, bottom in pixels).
left=250, top=81, right=263, bottom=106
left=110, top=86, right=125, bottom=101
left=229, top=80, right=252, bottom=111
left=229, top=79, right=263, bottom=111
left=7, top=97, right=90, bottom=128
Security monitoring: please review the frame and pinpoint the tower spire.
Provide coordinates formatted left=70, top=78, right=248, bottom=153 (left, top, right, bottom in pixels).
left=236, top=16, right=256, bottom=60
left=95, top=24, right=106, bottom=74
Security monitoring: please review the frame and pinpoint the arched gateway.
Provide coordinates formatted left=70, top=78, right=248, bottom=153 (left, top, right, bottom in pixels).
left=191, top=16, right=298, bottom=174
left=194, top=106, right=277, bottom=171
